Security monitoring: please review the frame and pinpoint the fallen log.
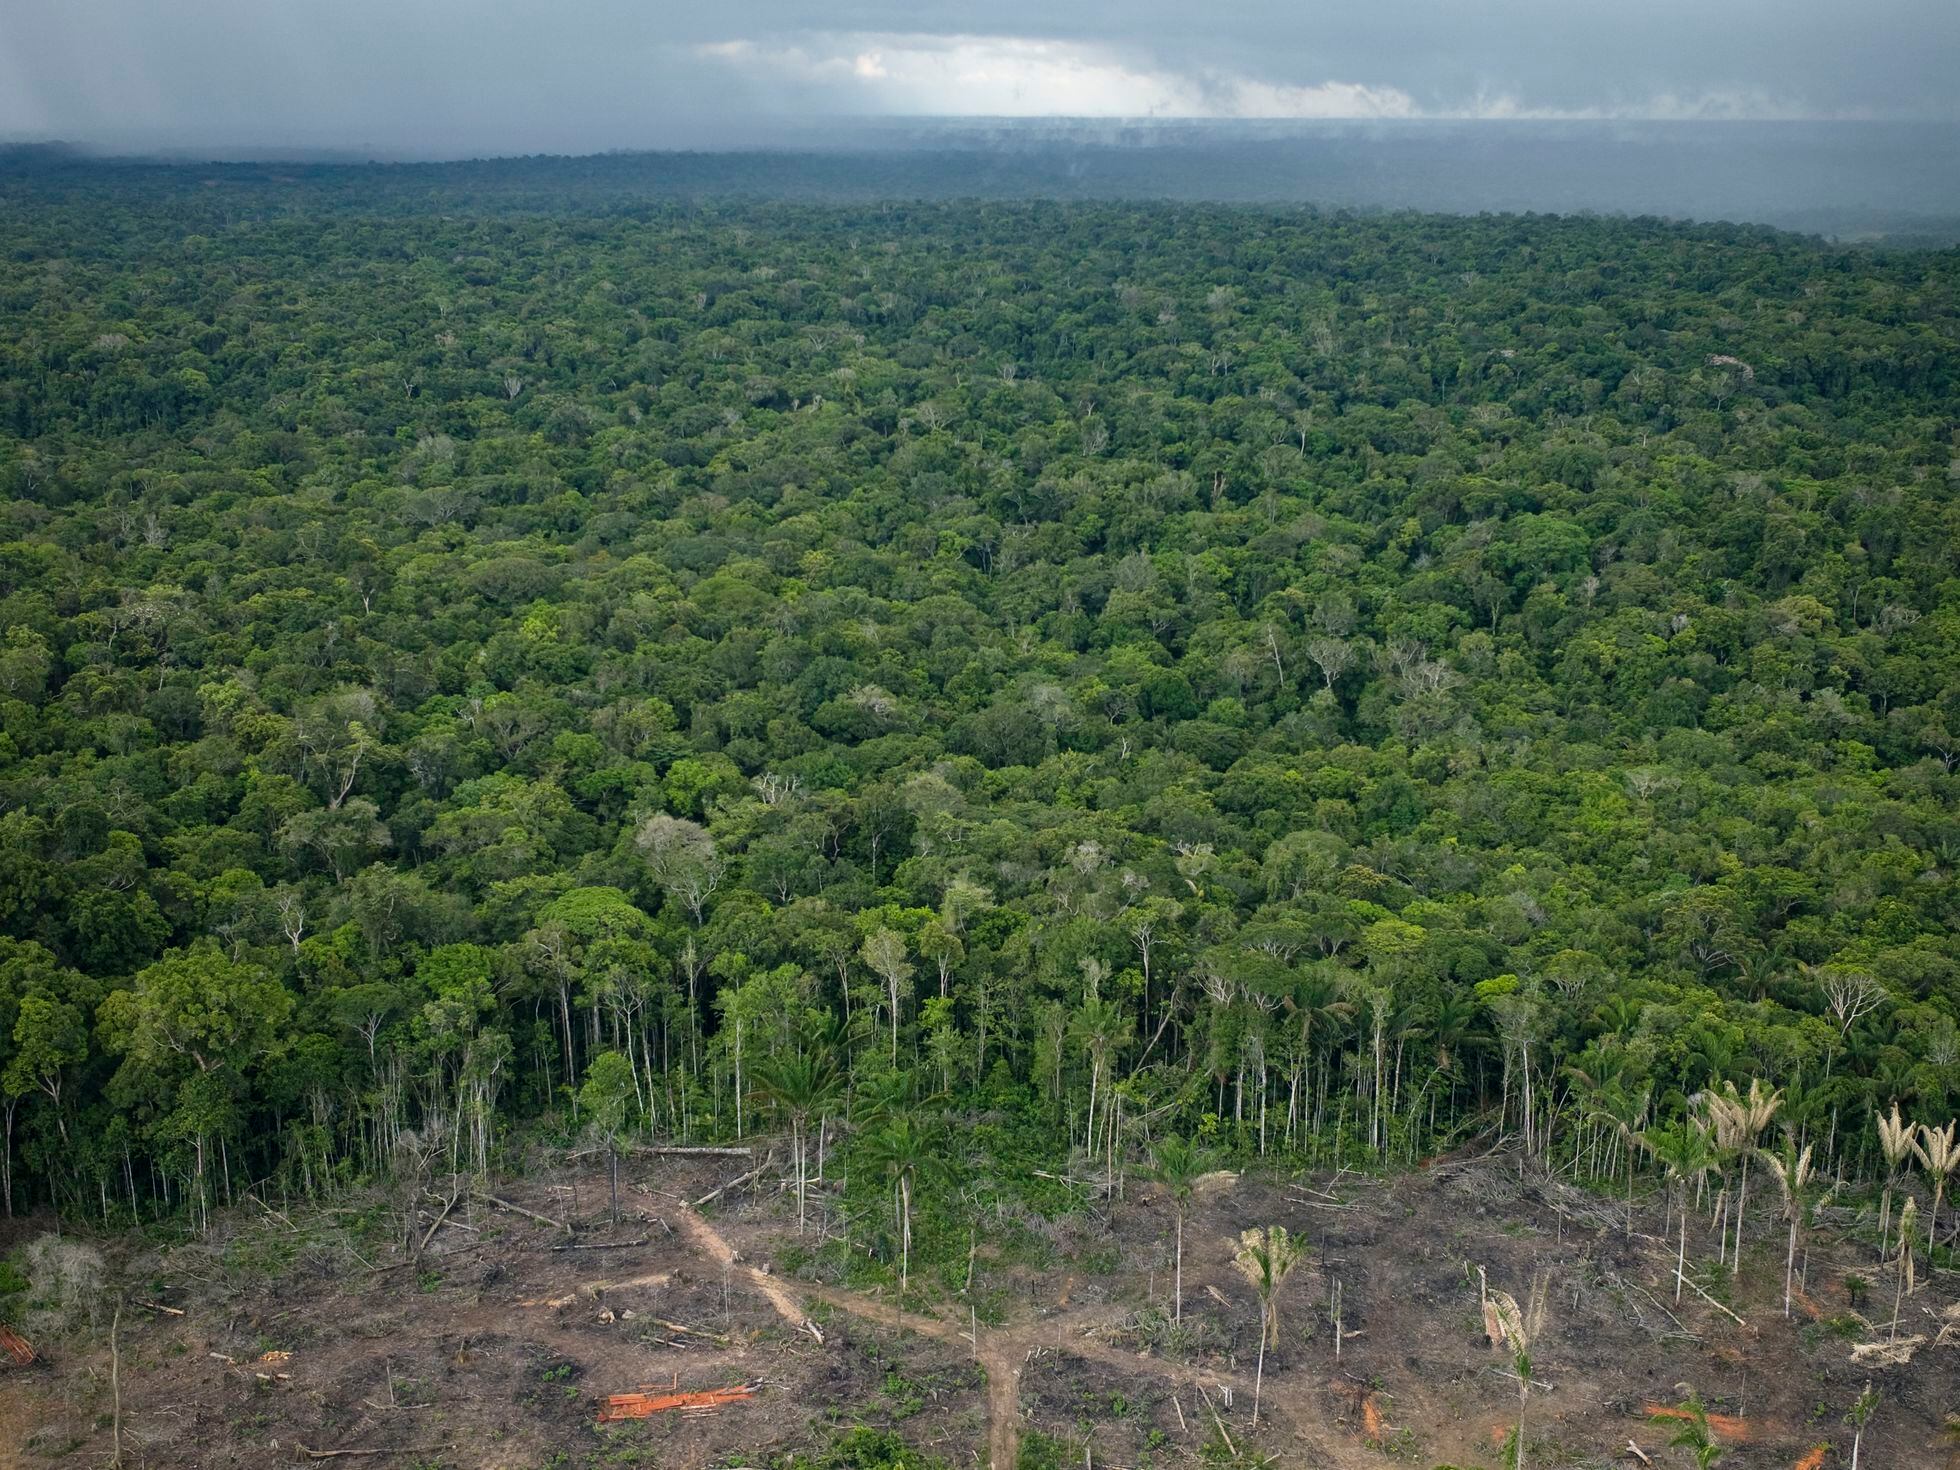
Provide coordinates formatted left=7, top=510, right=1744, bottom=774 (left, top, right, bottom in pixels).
left=473, top=1190, right=571, bottom=1234
left=245, top=1192, right=298, bottom=1232
left=650, top=1318, right=726, bottom=1342
left=550, top=1238, right=649, bottom=1253
left=365, top=1241, right=488, bottom=1273
left=416, top=1191, right=461, bottom=1255
left=596, top=1382, right=758, bottom=1422
left=518, top=1270, right=672, bottom=1308
left=642, top=1145, right=753, bottom=1158
left=1195, top=1385, right=1235, bottom=1458
left=298, top=1444, right=453, bottom=1460
left=299, top=1448, right=394, bottom=1460
left=694, top=1166, right=764, bottom=1209
left=569, top=1143, right=757, bottom=1161
left=1644, top=1254, right=1747, bottom=1328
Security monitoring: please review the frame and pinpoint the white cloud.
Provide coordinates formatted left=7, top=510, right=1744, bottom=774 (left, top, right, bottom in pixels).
left=689, top=33, right=1419, bottom=118
left=688, top=31, right=1850, bottom=122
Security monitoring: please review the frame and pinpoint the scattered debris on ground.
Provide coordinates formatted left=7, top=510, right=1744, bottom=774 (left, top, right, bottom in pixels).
left=4, top=1148, right=1955, bottom=1470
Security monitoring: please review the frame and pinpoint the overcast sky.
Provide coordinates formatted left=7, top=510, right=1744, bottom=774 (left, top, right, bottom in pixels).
left=2, top=0, right=1955, bottom=157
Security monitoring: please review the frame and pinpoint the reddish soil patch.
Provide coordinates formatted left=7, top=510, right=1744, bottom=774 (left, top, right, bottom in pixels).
left=1645, top=1402, right=1759, bottom=1442
left=1360, top=1391, right=1384, bottom=1440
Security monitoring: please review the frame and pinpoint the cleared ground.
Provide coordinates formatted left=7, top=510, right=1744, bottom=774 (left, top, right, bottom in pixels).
left=2, top=1147, right=1955, bottom=1469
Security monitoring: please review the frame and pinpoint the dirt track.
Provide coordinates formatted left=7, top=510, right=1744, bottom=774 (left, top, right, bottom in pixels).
left=675, top=1201, right=1261, bottom=1469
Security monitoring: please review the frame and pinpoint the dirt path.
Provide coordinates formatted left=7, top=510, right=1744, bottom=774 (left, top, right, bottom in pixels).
left=673, top=1206, right=819, bottom=1334
left=675, top=1210, right=1029, bottom=1469
left=679, top=1206, right=1269, bottom=1470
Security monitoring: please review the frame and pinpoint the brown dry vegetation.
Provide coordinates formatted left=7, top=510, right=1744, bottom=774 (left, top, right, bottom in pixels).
left=2, top=1148, right=1956, bottom=1470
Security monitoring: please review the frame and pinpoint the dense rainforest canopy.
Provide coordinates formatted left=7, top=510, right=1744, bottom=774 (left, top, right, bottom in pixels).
left=0, top=159, right=1955, bottom=1267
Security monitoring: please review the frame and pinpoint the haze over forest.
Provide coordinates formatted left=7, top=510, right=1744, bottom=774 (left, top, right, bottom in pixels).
left=4, top=0, right=1959, bottom=237
left=10, top=119, right=1960, bottom=244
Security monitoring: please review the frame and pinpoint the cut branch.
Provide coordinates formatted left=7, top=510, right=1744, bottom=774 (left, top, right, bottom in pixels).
left=416, top=1191, right=460, bottom=1256
left=473, top=1190, right=571, bottom=1234
left=695, top=1167, right=764, bottom=1209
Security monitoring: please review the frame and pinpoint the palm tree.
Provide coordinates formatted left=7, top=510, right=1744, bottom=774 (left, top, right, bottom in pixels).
left=1757, top=1140, right=1819, bottom=1318
left=1642, top=1120, right=1716, bottom=1306
left=1875, top=1103, right=1915, bottom=1255
left=1580, top=1075, right=1650, bottom=1239
left=1890, top=1198, right=1917, bottom=1344
left=1844, top=1382, right=1880, bottom=1470
left=1695, top=1079, right=1781, bottom=1275
left=1911, top=1119, right=1957, bottom=1250
left=1283, top=967, right=1352, bottom=1143
left=1425, top=989, right=1480, bottom=1130
left=1146, top=1135, right=1210, bottom=1323
left=848, top=1067, right=945, bottom=1131
left=1511, top=1344, right=1535, bottom=1470
left=1725, top=1079, right=1781, bottom=1276
left=1479, top=1271, right=1545, bottom=1470
left=750, top=1049, right=841, bottom=1234
left=1069, top=994, right=1132, bottom=1167
left=1233, top=1224, right=1305, bottom=1428
left=859, top=1111, right=947, bottom=1324
left=1362, top=983, right=1395, bottom=1155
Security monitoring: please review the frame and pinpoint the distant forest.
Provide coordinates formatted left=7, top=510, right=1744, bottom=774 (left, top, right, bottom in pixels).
left=8, top=128, right=1960, bottom=242
left=0, top=162, right=1955, bottom=1282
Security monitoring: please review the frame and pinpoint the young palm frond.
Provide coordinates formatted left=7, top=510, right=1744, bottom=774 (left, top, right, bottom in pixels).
left=1656, top=1387, right=1723, bottom=1470
left=1891, top=1198, right=1918, bottom=1343
left=750, top=1048, right=842, bottom=1234
left=1478, top=1267, right=1550, bottom=1470
left=859, top=1111, right=950, bottom=1320
left=1844, top=1382, right=1881, bottom=1470
left=1875, top=1103, right=1915, bottom=1253
left=1233, top=1225, right=1306, bottom=1428
left=1757, top=1140, right=1818, bottom=1319
left=1641, top=1119, right=1716, bottom=1305
left=1910, top=1119, right=1957, bottom=1251
left=1146, top=1135, right=1212, bottom=1323
left=1726, top=1078, right=1781, bottom=1274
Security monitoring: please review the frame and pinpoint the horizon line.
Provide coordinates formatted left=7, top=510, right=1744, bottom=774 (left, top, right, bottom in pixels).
left=7, top=114, right=1959, bottom=169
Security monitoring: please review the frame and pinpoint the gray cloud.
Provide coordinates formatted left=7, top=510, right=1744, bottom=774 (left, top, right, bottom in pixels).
left=1, top=0, right=1954, bottom=156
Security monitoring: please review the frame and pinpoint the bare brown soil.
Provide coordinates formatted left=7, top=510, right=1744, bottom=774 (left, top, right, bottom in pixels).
left=2, top=1148, right=1956, bottom=1470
